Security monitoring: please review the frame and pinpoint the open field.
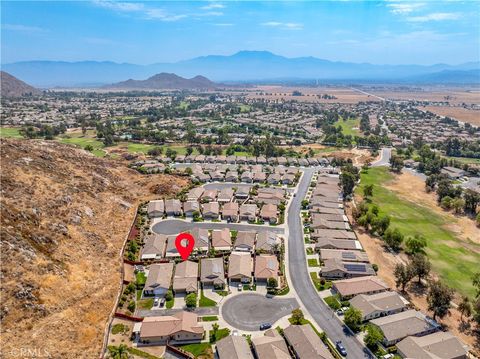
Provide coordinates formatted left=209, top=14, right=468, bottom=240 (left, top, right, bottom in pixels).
left=419, top=105, right=480, bottom=126
left=336, top=117, right=361, bottom=137
left=356, top=167, right=480, bottom=298
left=368, top=87, right=480, bottom=106
left=58, top=131, right=106, bottom=157
left=244, top=85, right=379, bottom=103
left=0, top=127, right=22, bottom=138
left=444, top=156, right=480, bottom=165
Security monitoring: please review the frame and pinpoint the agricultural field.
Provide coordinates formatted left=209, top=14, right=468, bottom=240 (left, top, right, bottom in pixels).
left=420, top=105, right=480, bottom=126
left=356, top=167, right=480, bottom=298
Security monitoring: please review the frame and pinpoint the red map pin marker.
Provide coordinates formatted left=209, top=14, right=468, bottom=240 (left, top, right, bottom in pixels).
left=175, top=232, right=195, bottom=261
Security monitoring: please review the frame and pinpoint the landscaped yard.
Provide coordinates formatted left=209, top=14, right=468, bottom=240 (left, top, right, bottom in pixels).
left=209, top=328, right=230, bottom=343
left=337, top=117, right=361, bottom=137
left=199, top=290, right=217, bottom=307
left=324, top=295, right=341, bottom=310
left=201, top=315, right=218, bottom=322
left=0, top=127, right=22, bottom=138
left=356, top=167, right=480, bottom=297
left=137, top=298, right=154, bottom=310
left=179, top=343, right=212, bottom=357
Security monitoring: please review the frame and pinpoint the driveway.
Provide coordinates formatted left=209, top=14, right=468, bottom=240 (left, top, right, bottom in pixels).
left=287, top=167, right=374, bottom=358
left=221, top=293, right=299, bottom=331
left=152, top=219, right=284, bottom=235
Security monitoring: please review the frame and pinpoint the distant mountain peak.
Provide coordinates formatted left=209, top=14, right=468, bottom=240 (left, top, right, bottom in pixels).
left=104, top=72, right=217, bottom=90
left=0, top=71, right=40, bottom=97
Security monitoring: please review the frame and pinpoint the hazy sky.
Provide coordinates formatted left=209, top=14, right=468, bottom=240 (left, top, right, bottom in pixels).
left=2, top=1, right=479, bottom=65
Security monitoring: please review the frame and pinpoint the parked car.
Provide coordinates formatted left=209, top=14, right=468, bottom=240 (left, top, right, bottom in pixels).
left=336, top=341, right=347, bottom=357
left=259, top=323, right=272, bottom=330
left=160, top=297, right=166, bottom=307
left=238, top=284, right=243, bottom=291
left=154, top=298, right=159, bottom=307
left=336, top=309, right=344, bottom=316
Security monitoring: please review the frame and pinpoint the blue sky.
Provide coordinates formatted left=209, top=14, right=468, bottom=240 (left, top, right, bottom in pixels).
left=1, top=1, right=479, bottom=65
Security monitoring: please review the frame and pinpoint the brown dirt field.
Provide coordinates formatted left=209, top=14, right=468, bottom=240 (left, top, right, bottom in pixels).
left=245, top=85, right=378, bottom=103
left=298, top=145, right=374, bottom=166
left=369, top=88, right=480, bottom=106
left=0, top=139, right=189, bottom=359
left=418, top=105, right=480, bottom=126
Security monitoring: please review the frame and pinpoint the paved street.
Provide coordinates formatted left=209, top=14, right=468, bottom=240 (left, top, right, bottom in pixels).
left=287, top=168, right=374, bottom=359
left=371, top=147, right=391, bottom=167
left=152, top=219, right=285, bottom=235
left=221, top=293, right=299, bottom=331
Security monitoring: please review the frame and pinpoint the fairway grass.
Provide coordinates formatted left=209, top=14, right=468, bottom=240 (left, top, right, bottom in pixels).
left=337, top=117, right=361, bottom=137
left=357, top=167, right=480, bottom=297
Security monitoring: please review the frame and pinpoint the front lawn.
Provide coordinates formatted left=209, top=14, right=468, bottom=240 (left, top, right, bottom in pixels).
left=201, top=316, right=219, bottom=322
left=324, top=295, right=341, bottom=310
left=307, top=258, right=320, bottom=267
left=137, top=298, right=154, bottom=310
left=209, top=328, right=230, bottom=343
left=199, top=290, right=217, bottom=307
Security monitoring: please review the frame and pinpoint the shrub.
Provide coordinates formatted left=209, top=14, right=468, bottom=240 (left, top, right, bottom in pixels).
left=127, top=300, right=135, bottom=312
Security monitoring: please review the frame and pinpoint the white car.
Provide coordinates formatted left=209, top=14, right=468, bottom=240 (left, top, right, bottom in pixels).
left=238, top=284, right=243, bottom=291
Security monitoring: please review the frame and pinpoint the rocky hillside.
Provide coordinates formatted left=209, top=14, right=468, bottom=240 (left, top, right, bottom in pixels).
left=0, top=139, right=188, bottom=358
left=105, top=72, right=217, bottom=90
left=0, top=71, right=40, bottom=97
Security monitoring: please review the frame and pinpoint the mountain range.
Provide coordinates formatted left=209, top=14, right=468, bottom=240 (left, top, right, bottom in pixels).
left=104, top=73, right=218, bottom=90
left=0, top=71, right=40, bottom=97
left=2, top=51, right=479, bottom=87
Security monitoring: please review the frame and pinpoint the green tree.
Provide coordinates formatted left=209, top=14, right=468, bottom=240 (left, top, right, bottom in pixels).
left=472, top=272, right=480, bottom=298
left=440, top=195, right=453, bottom=210
left=371, top=215, right=390, bottom=236
left=427, top=280, right=454, bottom=321
left=405, top=234, right=427, bottom=255
left=452, top=197, right=465, bottom=214
left=458, top=296, right=472, bottom=321
left=464, top=189, right=480, bottom=214
left=389, top=155, right=404, bottom=172
left=344, top=307, right=362, bottom=332
left=165, top=290, right=173, bottom=301
left=383, top=228, right=404, bottom=250
left=185, top=293, right=197, bottom=308
left=84, top=144, right=94, bottom=152
left=363, top=184, right=374, bottom=199
left=127, top=300, right=135, bottom=313
left=394, top=263, right=413, bottom=291
left=363, top=324, right=384, bottom=349
left=267, top=277, right=278, bottom=288
left=411, top=254, right=431, bottom=284
left=290, top=308, right=305, bottom=325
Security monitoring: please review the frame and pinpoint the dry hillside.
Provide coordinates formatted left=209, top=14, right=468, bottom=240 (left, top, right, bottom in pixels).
left=0, top=71, right=40, bottom=97
left=0, top=139, right=188, bottom=358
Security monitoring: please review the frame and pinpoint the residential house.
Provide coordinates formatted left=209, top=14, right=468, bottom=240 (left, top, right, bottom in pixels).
left=217, top=188, right=234, bottom=203
left=283, top=325, right=334, bottom=359
left=211, top=171, right=224, bottom=182
left=138, top=311, right=203, bottom=344
left=282, top=173, right=296, bottom=185
left=371, top=310, right=440, bottom=346
left=257, top=156, right=267, bottom=164
left=144, top=262, right=174, bottom=297
left=320, top=258, right=376, bottom=279
left=332, top=276, right=390, bottom=300
left=202, top=202, right=220, bottom=220
left=228, top=252, right=253, bottom=283
left=256, top=231, right=280, bottom=253
left=319, top=249, right=370, bottom=263
left=440, top=166, right=465, bottom=179
left=211, top=228, right=232, bottom=251
left=183, top=200, right=200, bottom=217
left=315, top=238, right=363, bottom=251
left=190, top=228, right=209, bottom=253
left=140, top=234, right=167, bottom=260
left=222, top=202, right=239, bottom=222
left=234, top=231, right=256, bottom=252
left=311, top=229, right=356, bottom=240
left=173, top=260, right=198, bottom=294
left=147, top=200, right=164, bottom=218
left=252, top=329, right=290, bottom=359
left=260, top=203, right=278, bottom=224
left=254, top=255, right=279, bottom=283
left=195, top=155, right=206, bottom=163
left=311, top=217, right=349, bottom=231
left=240, top=203, right=258, bottom=222
left=200, top=257, right=225, bottom=288
left=396, top=332, right=468, bottom=359
left=201, top=189, right=217, bottom=203
left=225, top=171, right=239, bottom=182
left=350, top=291, right=408, bottom=321
left=241, top=171, right=253, bottom=183
left=253, top=171, right=266, bottom=183
left=235, top=186, right=250, bottom=200
left=165, top=199, right=182, bottom=216
left=267, top=173, right=281, bottom=185
left=216, top=335, right=254, bottom=359
left=195, top=172, right=211, bottom=183
left=256, top=188, right=285, bottom=205
left=165, top=235, right=184, bottom=258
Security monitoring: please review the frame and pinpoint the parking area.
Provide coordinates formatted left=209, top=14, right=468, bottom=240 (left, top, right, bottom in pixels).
left=221, top=293, right=299, bottom=331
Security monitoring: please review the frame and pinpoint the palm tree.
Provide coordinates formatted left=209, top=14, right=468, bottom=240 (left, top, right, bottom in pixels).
left=108, top=344, right=130, bottom=359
